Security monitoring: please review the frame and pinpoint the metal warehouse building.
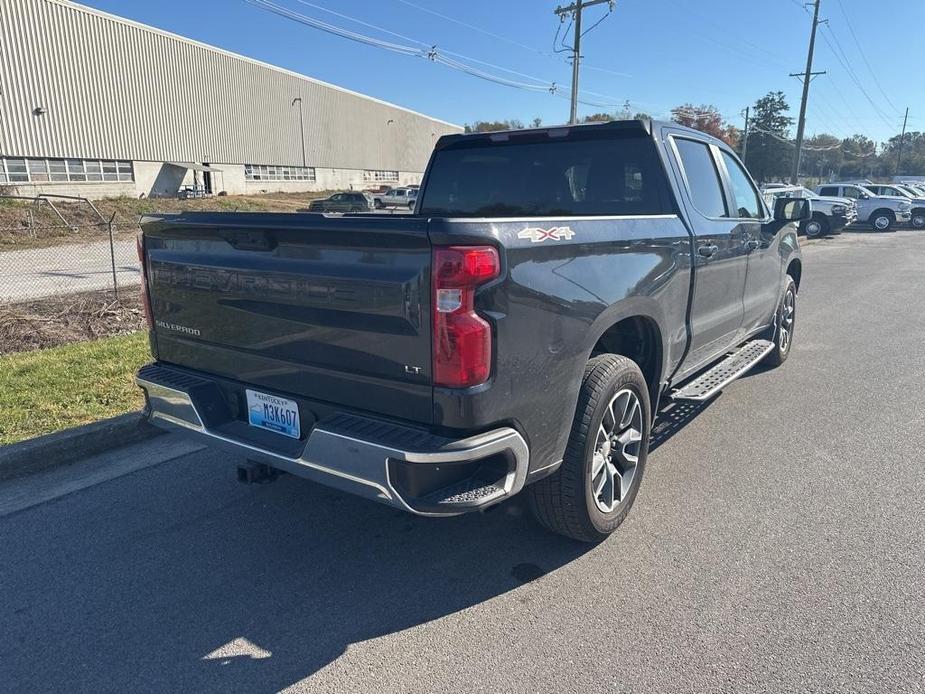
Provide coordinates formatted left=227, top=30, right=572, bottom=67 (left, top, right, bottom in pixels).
left=0, top=0, right=461, bottom=199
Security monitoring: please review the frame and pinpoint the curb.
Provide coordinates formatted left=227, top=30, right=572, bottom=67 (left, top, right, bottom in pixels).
left=0, top=412, right=163, bottom=482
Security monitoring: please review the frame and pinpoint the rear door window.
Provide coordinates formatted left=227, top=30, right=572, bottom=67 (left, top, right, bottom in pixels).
left=819, top=186, right=839, bottom=197
left=673, top=138, right=728, bottom=218
left=419, top=130, right=672, bottom=217
left=719, top=151, right=764, bottom=219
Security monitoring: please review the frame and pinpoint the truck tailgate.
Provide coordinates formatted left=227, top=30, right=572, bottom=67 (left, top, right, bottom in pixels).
left=141, top=213, right=434, bottom=424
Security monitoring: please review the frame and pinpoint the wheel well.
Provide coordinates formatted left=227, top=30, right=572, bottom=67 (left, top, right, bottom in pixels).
left=787, top=259, right=802, bottom=291
left=591, top=316, right=662, bottom=404
left=871, top=208, right=895, bottom=220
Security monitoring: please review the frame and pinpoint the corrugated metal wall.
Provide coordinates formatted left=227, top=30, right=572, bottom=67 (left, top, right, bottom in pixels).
left=0, top=0, right=461, bottom=169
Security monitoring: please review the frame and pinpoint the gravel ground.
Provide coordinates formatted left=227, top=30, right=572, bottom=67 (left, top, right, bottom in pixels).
left=1, top=230, right=923, bottom=693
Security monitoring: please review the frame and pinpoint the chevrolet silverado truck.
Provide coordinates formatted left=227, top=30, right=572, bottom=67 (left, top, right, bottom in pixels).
left=761, top=184, right=856, bottom=237
left=816, top=183, right=912, bottom=232
left=135, top=119, right=808, bottom=542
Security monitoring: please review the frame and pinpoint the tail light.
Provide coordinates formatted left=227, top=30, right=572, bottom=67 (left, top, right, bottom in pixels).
left=432, top=246, right=500, bottom=388
left=136, top=233, right=153, bottom=329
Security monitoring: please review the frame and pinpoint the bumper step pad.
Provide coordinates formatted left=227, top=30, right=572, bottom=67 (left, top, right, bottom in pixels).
left=671, top=339, right=774, bottom=401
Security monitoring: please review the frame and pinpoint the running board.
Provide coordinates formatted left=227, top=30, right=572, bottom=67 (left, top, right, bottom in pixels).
left=671, top=339, right=774, bottom=401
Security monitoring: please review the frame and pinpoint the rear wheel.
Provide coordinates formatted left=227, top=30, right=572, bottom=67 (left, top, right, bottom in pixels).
left=870, top=210, right=895, bottom=232
left=528, top=354, right=650, bottom=543
left=763, top=275, right=796, bottom=368
left=801, top=214, right=829, bottom=238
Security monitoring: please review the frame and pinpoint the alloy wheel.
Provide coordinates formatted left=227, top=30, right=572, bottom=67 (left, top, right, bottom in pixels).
left=591, top=389, right=643, bottom=513
left=779, top=286, right=795, bottom=354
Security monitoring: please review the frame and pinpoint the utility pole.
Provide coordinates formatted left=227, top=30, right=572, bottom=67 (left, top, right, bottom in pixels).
left=554, top=0, right=613, bottom=124
left=896, top=107, right=909, bottom=176
left=790, top=0, right=825, bottom=184
left=741, top=107, right=750, bottom=165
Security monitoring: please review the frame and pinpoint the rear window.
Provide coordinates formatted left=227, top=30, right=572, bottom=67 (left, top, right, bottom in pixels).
left=418, top=131, right=672, bottom=217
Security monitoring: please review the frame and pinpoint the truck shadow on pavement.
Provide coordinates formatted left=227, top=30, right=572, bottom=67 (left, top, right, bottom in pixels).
left=3, top=395, right=723, bottom=692
left=1, top=456, right=590, bottom=693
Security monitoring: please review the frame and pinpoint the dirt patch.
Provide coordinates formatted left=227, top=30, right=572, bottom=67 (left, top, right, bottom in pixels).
left=0, top=288, right=144, bottom=355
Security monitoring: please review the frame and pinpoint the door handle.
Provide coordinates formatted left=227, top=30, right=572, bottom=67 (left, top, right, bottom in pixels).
left=745, top=238, right=761, bottom=251
left=697, top=244, right=719, bottom=258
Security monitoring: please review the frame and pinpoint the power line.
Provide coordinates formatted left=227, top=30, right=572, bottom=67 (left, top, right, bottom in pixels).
left=247, top=0, right=632, bottom=110
left=394, top=0, right=631, bottom=76
left=833, top=0, right=900, bottom=115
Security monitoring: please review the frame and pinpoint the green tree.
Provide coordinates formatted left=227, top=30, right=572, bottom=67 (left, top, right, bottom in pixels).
left=839, top=134, right=878, bottom=178
left=744, top=92, right=793, bottom=183
left=670, top=103, right=739, bottom=147
left=880, top=131, right=925, bottom=177
left=463, top=119, right=525, bottom=133
left=800, top=134, right=843, bottom=181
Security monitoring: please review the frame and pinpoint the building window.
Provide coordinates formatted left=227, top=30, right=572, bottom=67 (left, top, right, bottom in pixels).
left=0, top=157, right=133, bottom=184
left=245, top=164, right=316, bottom=182
left=364, top=170, right=399, bottom=182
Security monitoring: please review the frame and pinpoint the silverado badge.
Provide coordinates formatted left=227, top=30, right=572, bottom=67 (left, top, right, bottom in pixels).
left=518, top=226, right=576, bottom=243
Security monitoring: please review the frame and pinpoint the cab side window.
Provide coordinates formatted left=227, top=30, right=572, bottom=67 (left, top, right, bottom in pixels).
left=841, top=187, right=860, bottom=200
left=819, top=186, right=839, bottom=197
left=720, top=151, right=763, bottom=219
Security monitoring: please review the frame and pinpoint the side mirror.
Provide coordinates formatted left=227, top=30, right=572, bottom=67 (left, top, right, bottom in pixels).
left=859, top=192, right=870, bottom=199
left=774, top=197, right=811, bottom=222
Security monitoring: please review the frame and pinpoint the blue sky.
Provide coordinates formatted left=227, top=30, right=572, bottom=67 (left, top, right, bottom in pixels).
left=80, top=0, right=923, bottom=143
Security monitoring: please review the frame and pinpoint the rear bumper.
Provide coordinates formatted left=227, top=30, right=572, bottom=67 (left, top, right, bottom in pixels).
left=136, top=364, right=529, bottom=516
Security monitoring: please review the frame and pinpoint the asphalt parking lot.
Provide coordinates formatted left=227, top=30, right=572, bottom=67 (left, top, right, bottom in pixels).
left=2, top=230, right=924, bottom=693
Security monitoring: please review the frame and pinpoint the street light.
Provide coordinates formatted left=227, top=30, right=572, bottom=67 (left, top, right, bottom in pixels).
left=291, top=97, right=306, bottom=167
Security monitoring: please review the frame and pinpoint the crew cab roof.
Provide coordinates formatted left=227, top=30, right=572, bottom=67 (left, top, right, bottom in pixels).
left=434, top=118, right=734, bottom=152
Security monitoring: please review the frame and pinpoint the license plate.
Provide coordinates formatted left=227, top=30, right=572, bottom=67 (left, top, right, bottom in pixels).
left=245, top=389, right=301, bottom=439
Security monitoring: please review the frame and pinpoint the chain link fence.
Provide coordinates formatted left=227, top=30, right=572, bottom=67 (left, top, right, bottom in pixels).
left=0, top=195, right=143, bottom=354
left=0, top=194, right=140, bottom=301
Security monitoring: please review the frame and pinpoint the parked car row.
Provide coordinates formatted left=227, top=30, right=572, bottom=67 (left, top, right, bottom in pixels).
left=302, top=186, right=421, bottom=214
left=762, top=180, right=921, bottom=235
left=761, top=185, right=857, bottom=238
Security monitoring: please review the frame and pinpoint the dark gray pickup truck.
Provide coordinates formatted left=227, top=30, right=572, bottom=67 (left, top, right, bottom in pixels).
left=136, top=119, right=807, bottom=542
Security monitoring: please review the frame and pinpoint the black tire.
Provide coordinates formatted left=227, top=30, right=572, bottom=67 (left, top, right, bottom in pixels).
left=374, top=200, right=384, bottom=209
left=911, top=209, right=925, bottom=229
left=869, top=210, right=895, bottom=232
left=801, top=214, right=829, bottom=238
left=528, top=354, right=650, bottom=543
left=763, top=275, right=796, bottom=368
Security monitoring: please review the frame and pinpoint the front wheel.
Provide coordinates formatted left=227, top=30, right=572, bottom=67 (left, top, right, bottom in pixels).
left=870, top=210, right=895, bottom=232
left=528, top=354, right=650, bottom=543
left=801, top=214, right=829, bottom=238
left=763, top=275, right=796, bottom=368
left=911, top=210, right=925, bottom=229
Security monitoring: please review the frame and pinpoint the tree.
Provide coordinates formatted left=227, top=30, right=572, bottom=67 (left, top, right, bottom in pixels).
left=463, top=119, right=525, bottom=133
left=839, top=134, right=878, bottom=179
left=670, top=104, right=739, bottom=148
left=531, top=117, right=543, bottom=128
left=743, top=92, right=793, bottom=183
left=880, top=131, right=925, bottom=177
left=582, top=112, right=613, bottom=123
left=800, top=134, right=843, bottom=181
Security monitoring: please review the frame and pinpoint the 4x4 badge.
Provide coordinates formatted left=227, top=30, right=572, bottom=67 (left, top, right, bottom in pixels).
left=518, top=226, right=576, bottom=243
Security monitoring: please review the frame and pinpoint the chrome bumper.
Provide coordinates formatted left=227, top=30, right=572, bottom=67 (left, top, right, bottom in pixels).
left=136, top=369, right=529, bottom=517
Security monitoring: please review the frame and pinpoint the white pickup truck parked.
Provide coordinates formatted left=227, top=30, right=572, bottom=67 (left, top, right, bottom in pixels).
left=816, top=183, right=912, bottom=232
left=762, top=185, right=857, bottom=238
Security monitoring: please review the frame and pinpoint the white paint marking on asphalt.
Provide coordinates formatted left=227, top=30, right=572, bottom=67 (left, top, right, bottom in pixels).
left=202, top=637, right=273, bottom=662
left=0, top=435, right=204, bottom=518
